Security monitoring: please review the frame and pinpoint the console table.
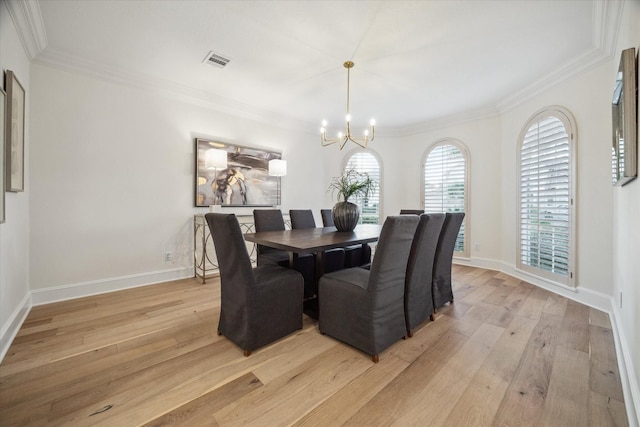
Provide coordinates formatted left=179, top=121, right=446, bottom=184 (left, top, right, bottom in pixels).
left=193, top=213, right=290, bottom=283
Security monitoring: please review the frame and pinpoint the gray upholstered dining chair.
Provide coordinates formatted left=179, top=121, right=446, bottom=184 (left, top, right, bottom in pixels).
left=205, top=213, right=304, bottom=356
left=289, top=209, right=346, bottom=273
left=253, top=209, right=315, bottom=298
left=432, top=212, right=465, bottom=310
left=320, top=208, right=372, bottom=268
left=404, top=213, right=445, bottom=337
left=318, top=215, right=419, bottom=363
left=400, top=209, right=424, bottom=215
left=253, top=209, right=290, bottom=266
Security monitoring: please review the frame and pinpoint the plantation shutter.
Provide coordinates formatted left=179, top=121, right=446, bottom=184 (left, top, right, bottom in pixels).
left=345, top=152, right=380, bottom=224
left=423, top=144, right=466, bottom=253
left=519, top=116, right=571, bottom=278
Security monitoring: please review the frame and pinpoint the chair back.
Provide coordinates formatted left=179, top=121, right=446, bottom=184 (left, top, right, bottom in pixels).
left=405, top=213, right=445, bottom=331
left=320, top=209, right=334, bottom=227
left=400, top=209, right=424, bottom=215
left=289, top=210, right=316, bottom=229
left=368, top=215, right=419, bottom=296
left=432, top=212, right=465, bottom=307
left=253, top=209, right=286, bottom=255
left=205, top=213, right=254, bottom=300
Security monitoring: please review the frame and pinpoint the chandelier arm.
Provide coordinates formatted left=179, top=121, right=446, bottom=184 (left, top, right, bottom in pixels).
left=321, top=135, right=341, bottom=146
left=339, top=136, right=349, bottom=150
left=347, top=135, right=369, bottom=149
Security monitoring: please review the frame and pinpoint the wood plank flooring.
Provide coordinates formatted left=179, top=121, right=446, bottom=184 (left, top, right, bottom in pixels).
left=0, top=265, right=628, bottom=426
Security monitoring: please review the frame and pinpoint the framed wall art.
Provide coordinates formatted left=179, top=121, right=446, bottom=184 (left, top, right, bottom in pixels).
left=5, top=70, right=25, bottom=192
left=0, top=88, right=6, bottom=223
left=195, top=138, right=282, bottom=207
left=611, top=47, right=638, bottom=186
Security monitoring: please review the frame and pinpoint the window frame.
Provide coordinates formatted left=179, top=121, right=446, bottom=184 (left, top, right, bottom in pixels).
left=421, top=138, right=470, bottom=258
left=516, top=105, right=577, bottom=287
left=342, top=148, right=383, bottom=224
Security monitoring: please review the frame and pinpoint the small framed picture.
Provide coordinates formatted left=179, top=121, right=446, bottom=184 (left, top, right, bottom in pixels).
left=5, top=70, right=25, bottom=192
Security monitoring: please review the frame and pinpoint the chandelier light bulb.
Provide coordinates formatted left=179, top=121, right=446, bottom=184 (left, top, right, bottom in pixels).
left=338, top=132, right=343, bottom=138
left=370, top=119, right=376, bottom=126
left=322, top=119, right=328, bottom=127
left=320, top=127, right=325, bottom=134
left=364, top=129, right=369, bottom=136
left=346, top=114, right=351, bottom=122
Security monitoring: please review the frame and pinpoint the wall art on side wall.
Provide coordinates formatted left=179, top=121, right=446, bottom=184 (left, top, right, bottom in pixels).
left=611, top=47, right=638, bottom=186
left=195, top=138, right=282, bottom=207
left=5, top=70, right=25, bottom=192
left=0, top=88, right=6, bottom=223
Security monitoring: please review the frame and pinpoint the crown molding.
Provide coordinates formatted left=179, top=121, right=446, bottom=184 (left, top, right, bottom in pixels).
left=382, top=105, right=500, bottom=137
left=5, top=0, right=47, bottom=59
left=496, top=0, right=623, bottom=113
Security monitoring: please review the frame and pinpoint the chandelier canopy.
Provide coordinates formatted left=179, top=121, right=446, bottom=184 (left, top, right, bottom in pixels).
left=320, top=61, right=375, bottom=150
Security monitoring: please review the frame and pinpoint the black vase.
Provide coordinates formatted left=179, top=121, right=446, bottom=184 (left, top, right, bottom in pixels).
left=332, top=202, right=359, bottom=232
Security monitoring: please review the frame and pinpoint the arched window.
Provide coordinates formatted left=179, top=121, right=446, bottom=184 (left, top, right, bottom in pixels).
left=344, top=151, right=381, bottom=224
left=423, top=140, right=469, bottom=257
left=518, top=106, right=576, bottom=286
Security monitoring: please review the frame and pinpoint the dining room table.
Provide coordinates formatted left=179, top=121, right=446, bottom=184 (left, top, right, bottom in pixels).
left=243, top=224, right=382, bottom=317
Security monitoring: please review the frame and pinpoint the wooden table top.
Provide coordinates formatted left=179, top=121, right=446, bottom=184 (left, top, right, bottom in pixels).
left=244, top=224, right=382, bottom=254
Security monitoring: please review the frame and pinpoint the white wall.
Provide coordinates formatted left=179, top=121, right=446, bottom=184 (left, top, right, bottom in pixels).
left=0, top=0, right=31, bottom=359
left=28, top=63, right=324, bottom=294
left=612, top=0, right=640, bottom=421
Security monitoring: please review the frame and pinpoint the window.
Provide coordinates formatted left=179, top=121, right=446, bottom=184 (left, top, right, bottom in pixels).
left=344, top=151, right=381, bottom=224
left=518, top=107, right=576, bottom=286
left=423, top=140, right=469, bottom=257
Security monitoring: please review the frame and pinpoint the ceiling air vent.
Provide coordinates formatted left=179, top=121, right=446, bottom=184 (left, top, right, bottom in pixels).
left=203, top=51, right=231, bottom=68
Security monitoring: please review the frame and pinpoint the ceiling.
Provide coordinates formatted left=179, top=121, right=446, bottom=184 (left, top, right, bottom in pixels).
left=28, top=1, right=617, bottom=133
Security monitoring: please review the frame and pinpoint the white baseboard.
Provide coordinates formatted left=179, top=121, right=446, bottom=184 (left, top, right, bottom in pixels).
left=610, top=301, right=640, bottom=427
left=30, top=267, right=193, bottom=306
left=0, top=292, right=32, bottom=362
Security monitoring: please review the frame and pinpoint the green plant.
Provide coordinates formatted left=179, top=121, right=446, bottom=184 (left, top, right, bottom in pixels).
left=328, top=170, right=377, bottom=203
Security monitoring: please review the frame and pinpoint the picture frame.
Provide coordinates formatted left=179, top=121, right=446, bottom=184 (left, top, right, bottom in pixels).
left=0, top=88, right=6, bottom=223
left=5, top=70, right=25, bottom=192
left=195, top=138, right=282, bottom=207
left=611, top=47, right=638, bottom=186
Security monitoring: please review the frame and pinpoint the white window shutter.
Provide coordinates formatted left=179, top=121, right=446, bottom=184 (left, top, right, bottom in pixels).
left=519, top=115, right=572, bottom=281
left=424, top=144, right=467, bottom=253
left=345, top=152, right=381, bottom=224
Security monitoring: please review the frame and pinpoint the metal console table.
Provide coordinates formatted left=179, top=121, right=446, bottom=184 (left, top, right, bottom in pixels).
left=193, top=213, right=290, bottom=283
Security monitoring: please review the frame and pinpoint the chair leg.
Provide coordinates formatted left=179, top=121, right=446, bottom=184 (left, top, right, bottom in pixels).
left=430, top=310, right=440, bottom=321
left=217, top=330, right=222, bottom=336
left=243, top=350, right=252, bottom=357
left=371, top=354, right=379, bottom=363
left=407, top=330, right=413, bottom=338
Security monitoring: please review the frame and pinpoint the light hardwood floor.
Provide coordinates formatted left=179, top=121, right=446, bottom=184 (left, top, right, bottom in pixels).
left=0, top=265, right=628, bottom=426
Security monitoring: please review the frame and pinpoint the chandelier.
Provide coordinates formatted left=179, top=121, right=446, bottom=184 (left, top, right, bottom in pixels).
left=320, top=61, right=375, bottom=150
